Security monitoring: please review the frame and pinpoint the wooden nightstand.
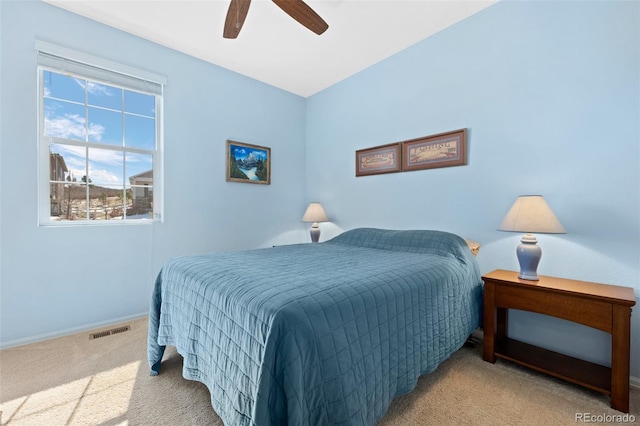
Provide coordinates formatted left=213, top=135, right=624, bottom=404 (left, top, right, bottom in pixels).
left=482, top=269, right=636, bottom=413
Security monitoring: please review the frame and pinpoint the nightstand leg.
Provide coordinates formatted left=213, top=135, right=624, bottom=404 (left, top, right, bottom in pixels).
left=497, top=308, right=508, bottom=341
left=483, top=282, right=496, bottom=363
left=610, top=305, right=631, bottom=413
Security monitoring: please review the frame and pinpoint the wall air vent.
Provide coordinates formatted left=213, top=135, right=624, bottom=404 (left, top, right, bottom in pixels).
left=89, top=325, right=131, bottom=340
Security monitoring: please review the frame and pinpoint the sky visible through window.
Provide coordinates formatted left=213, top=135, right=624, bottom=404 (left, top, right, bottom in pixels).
left=44, top=70, right=155, bottom=187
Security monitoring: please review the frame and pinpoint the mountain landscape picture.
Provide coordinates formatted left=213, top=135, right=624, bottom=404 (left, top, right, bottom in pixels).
left=226, top=140, right=271, bottom=185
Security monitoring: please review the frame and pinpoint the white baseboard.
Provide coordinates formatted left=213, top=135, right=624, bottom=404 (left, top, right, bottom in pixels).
left=0, top=312, right=148, bottom=350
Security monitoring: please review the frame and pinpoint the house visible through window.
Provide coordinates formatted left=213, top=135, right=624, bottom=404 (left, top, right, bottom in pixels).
left=37, top=43, right=165, bottom=225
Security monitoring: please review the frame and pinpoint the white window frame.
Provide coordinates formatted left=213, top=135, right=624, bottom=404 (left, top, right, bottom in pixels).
left=36, top=41, right=166, bottom=226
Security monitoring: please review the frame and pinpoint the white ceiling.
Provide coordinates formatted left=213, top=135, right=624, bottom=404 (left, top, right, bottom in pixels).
left=43, top=0, right=498, bottom=98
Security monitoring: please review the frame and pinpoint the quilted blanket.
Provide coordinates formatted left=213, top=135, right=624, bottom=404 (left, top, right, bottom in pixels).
left=148, top=228, right=483, bottom=425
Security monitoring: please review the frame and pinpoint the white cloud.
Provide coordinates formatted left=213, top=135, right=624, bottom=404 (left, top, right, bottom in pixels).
left=86, top=81, right=114, bottom=97
left=51, top=144, right=126, bottom=185
left=125, top=152, right=151, bottom=163
left=45, top=109, right=107, bottom=143
left=88, top=123, right=105, bottom=142
left=89, top=149, right=124, bottom=167
left=53, top=143, right=124, bottom=167
left=67, top=167, right=85, bottom=182
left=45, top=113, right=86, bottom=140
left=74, top=79, right=115, bottom=97
left=88, top=168, right=121, bottom=185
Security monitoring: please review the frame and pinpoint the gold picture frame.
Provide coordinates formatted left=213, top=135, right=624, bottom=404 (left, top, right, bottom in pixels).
left=226, top=140, right=271, bottom=185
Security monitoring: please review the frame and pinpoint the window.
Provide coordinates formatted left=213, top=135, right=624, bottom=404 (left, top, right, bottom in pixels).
left=37, top=42, right=165, bottom=225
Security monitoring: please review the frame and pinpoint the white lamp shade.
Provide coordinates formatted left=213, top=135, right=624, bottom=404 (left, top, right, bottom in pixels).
left=498, top=195, right=565, bottom=234
left=301, top=202, right=329, bottom=223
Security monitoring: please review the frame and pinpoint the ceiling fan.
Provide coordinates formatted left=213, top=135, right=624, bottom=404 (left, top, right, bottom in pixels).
left=223, top=0, right=329, bottom=39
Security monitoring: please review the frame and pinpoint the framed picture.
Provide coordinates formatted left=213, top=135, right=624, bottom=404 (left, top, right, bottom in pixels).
left=226, top=140, right=271, bottom=184
left=355, top=143, right=402, bottom=177
left=402, top=129, right=467, bottom=172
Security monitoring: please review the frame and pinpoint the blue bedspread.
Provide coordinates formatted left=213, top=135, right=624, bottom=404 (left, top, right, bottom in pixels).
left=148, top=228, right=483, bottom=425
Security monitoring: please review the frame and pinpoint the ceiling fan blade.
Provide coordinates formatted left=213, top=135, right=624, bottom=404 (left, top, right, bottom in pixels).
left=272, top=0, right=328, bottom=35
left=223, top=0, right=252, bottom=39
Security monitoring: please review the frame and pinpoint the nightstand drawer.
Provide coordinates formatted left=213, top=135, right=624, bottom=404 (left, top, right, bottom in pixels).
left=493, top=284, right=612, bottom=332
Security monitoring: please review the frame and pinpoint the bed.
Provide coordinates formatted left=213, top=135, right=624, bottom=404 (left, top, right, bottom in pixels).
left=148, top=228, right=483, bottom=425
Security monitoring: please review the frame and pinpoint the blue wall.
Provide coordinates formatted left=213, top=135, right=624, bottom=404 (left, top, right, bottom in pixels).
left=1, top=0, right=639, bottom=380
left=0, top=1, right=308, bottom=345
left=306, top=0, right=640, bottom=376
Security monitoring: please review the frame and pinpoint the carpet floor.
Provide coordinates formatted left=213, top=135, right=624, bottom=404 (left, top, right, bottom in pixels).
left=1, top=317, right=637, bottom=425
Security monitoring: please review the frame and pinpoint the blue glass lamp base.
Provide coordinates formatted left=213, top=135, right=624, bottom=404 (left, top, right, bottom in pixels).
left=516, top=234, right=542, bottom=281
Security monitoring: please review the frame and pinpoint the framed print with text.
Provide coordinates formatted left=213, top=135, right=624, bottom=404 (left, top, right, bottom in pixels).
left=402, top=129, right=467, bottom=172
left=355, top=143, right=402, bottom=177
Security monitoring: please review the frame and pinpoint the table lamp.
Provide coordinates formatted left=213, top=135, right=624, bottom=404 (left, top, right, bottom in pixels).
left=301, top=202, right=329, bottom=243
left=498, top=195, right=565, bottom=281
